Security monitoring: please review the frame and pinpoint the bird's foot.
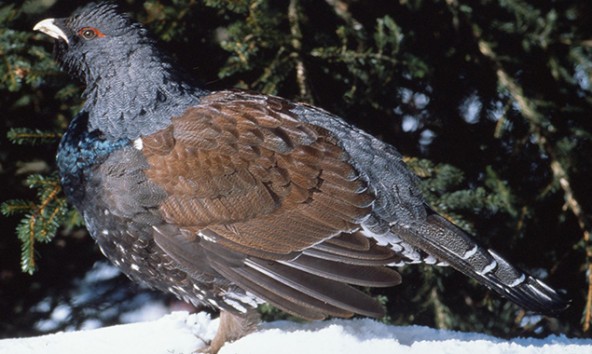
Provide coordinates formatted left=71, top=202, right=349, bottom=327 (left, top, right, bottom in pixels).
left=194, top=310, right=260, bottom=354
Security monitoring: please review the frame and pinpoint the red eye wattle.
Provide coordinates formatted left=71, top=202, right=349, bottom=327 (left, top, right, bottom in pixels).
left=78, top=27, right=105, bottom=40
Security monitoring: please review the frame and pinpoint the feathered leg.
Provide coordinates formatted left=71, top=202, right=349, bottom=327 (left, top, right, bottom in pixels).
left=200, top=309, right=260, bottom=354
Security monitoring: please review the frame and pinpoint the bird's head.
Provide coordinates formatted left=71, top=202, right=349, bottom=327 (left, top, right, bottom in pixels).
left=33, top=2, right=203, bottom=140
left=34, top=2, right=153, bottom=85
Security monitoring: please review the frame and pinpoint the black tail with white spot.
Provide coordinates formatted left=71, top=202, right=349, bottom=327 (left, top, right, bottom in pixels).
left=391, top=207, right=569, bottom=315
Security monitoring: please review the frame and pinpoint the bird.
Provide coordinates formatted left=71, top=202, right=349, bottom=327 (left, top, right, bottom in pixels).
left=34, top=2, right=568, bottom=353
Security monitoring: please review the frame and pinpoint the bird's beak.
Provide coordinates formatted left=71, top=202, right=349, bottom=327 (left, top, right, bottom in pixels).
left=34, top=18, right=69, bottom=44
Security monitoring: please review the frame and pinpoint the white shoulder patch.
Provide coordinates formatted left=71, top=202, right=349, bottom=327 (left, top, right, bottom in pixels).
left=133, top=138, right=143, bottom=150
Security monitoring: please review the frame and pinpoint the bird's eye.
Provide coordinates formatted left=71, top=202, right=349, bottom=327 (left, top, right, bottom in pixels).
left=78, top=27, right=104, bottom=40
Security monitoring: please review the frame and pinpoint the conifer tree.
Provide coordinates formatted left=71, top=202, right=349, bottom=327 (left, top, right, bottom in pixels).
left=1, top=0, right=589, bottom=338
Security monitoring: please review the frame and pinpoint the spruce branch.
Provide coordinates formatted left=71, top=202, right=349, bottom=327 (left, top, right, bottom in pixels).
left=7, top=127, right=61, bottom=145
left=324, top=0, right=364, bottom=34
left=478, top=38, right=591, bottom=332
left=442, top=0, right=587, bottom=330
left=288, top=0, right=312, bottom=103
left=1, top=199, right=36, bottom=215
left=430, top=287, right=451, bottom=329
left=2, top=174, right=70, bottom=274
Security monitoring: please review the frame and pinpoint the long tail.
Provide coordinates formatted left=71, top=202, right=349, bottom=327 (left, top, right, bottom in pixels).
left=391, top=207, right=569, bottom=314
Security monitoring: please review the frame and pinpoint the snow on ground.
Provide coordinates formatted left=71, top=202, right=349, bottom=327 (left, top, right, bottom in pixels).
left=1, top=311, right=590, bottom=354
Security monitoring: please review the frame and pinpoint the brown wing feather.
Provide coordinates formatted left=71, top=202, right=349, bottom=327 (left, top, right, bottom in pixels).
left=143, top=91, right=374, bottom=256
left=141, top=91, right=402, bottom=319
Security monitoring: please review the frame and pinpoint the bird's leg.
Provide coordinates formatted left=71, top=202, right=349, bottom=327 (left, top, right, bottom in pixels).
left=199, top=309, right=260, bottom=354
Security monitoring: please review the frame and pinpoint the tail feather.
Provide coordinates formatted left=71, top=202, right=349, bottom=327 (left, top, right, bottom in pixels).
left=391, top=209, right=569, bottom=315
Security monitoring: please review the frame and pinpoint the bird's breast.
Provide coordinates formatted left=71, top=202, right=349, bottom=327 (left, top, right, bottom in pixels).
left=57, top=112, right=128, bottom=210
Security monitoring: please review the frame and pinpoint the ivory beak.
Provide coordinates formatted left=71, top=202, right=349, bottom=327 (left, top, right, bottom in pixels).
left=34, top=18, right=69, bottom=44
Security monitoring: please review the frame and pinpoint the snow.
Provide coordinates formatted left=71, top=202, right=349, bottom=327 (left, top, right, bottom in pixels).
left=1, top=311, right=590, bottom=354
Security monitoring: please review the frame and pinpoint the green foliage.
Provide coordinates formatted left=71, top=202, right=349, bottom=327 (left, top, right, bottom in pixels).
left=0, top=6, right=61, bottom=93
left=1, top=0, right=590, bottom=339
left=203, top=0, right=251, bottom=14
left=7, top=128, right=61, bottom=145
left=310, top=15, right=404, bottom=104
left=1, top=174, right=72, bottom=274
left=257, top=303, right=302, bottom=323
left=406, top=158, right=517, bottom=234
left=141, top=0, right=199, bottom=41
left=216, top=0, right=289, bottom=93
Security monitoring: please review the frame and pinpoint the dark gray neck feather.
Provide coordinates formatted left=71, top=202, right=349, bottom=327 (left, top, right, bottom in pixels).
left=81, top=44, right=206, bottom=141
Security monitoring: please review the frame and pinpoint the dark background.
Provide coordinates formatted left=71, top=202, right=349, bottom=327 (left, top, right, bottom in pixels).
left=1, top=0, right=590, bottom=339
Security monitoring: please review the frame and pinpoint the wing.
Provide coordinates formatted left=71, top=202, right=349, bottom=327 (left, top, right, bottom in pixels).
left=141, top=90, right=401, bottom=318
